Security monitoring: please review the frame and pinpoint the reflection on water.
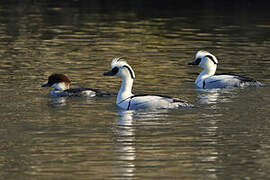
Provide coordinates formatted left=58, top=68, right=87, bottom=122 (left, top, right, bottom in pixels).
left=113, top=110, right=136, bottom=179
left=113, top=110, right=170, bottom=179
left=113, top=109, right=224, bottom=179
left=48, top=96, right=97, bottom=107
left=197, top=88, right=237, bottom=105
left=0, top=1, right=269, bottom=180
left=50, top=97, right=67, bottom=107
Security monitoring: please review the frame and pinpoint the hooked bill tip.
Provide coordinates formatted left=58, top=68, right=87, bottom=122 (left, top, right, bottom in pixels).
left=103, top=71, right=113, bottom=76
left=41, top=83, right=50, bottom=87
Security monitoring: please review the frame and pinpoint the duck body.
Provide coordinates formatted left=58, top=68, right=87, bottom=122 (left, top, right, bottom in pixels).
left=104, top=57, right=192, bottom=110
left=196, top=74, right=261, bottom=89
left=189, top=50, right=262, bottom=89
left=50, top=87, right=113, bottom=97
left=117, top=94, right=191, bottom=110
left=42, top=73, right=115, bottom=97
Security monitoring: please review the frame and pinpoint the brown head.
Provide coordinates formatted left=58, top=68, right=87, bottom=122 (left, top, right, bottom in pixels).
left=42, top=74, right=71, bottom=90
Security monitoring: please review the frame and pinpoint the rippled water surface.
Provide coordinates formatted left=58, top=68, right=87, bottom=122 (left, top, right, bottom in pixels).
left=0, top=1, right=270, bottom=179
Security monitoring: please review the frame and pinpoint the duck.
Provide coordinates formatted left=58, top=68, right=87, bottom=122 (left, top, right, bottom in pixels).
left=188, top=50, right=262, bottom=89
left=104, top=57, right=192, bottom=110
left=42, top=73, right=115, bottom=97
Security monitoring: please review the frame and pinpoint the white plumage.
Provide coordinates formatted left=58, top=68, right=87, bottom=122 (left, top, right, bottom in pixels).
left=188, top=50, right=262, bottom=89
left=104, top=57, right=192, bottom=110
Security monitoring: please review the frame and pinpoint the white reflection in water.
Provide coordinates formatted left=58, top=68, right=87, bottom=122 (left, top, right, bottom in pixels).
left=113, top=110, right=136, bottom=179
left=50, top=97, right=67, bottom=107
left=113, top=109, right=169, bottom=179
left=117, top=110, right=135, bottom=127
left=48, top=96, right=96, bottom=107
left=197, top=88, right=237, bottom=105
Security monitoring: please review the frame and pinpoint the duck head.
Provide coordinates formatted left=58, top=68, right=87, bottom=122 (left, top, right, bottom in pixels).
left=104, top=57, right=135, bottom=79
left=42, top=73, right=70, bottom=91
left=188, top=50, right=218, bottom=72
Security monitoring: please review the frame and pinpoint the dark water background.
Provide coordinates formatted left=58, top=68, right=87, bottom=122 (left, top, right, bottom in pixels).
left=0, top=1, right=269, bottom=179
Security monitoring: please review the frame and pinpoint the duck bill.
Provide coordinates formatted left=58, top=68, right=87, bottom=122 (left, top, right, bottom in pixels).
left=103, top=70, right=114, bottom=76
left=188, top=61, right=196, bottom=65
left=41, top=83, right=50, bottom=87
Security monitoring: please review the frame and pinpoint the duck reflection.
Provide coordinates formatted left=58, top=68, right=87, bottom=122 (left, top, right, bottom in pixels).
left=50, top=97, right=67, bottom=107
left=113, top=110, right=136, bottom=179
left=48, top=96, right=96, bottom=107
left=197, top=88, right=237, bottom=105
left=112, top=109, right=169, bottom=179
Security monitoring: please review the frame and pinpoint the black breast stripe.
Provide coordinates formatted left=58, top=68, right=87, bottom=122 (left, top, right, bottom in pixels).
left=118, top=96, right=132, bottom=105
left=203, top=80, right=206, bottom=88
left=127, top=100, right=131, bottom=110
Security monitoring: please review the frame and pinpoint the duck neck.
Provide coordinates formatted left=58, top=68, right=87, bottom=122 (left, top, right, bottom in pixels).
left=196, top=66, right=217, bottom=84
left=117, top=77, right=134, bottom=104
left=53, top=82, right=69, bottom=91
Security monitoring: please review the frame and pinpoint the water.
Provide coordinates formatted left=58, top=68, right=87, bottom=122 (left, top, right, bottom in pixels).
left=0, top=1, right=270, bottom=179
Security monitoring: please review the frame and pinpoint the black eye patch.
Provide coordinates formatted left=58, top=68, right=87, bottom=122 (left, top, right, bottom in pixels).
left=194, top=58, right=201, bottom=65
left=111, top=67, right=119, bottom=75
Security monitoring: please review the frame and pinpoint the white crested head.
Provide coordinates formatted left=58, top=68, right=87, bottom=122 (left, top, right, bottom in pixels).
left=111, top=57, right=128, bottom=68
left=195, top=50, right=211, bottom=59
left=104, top=57, right=135, bottom=79
left=188, top=50, right=219, bottom=77
left=196, top=50, right=218, bottom=65
left=189, top=50, right=218, bottom=69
